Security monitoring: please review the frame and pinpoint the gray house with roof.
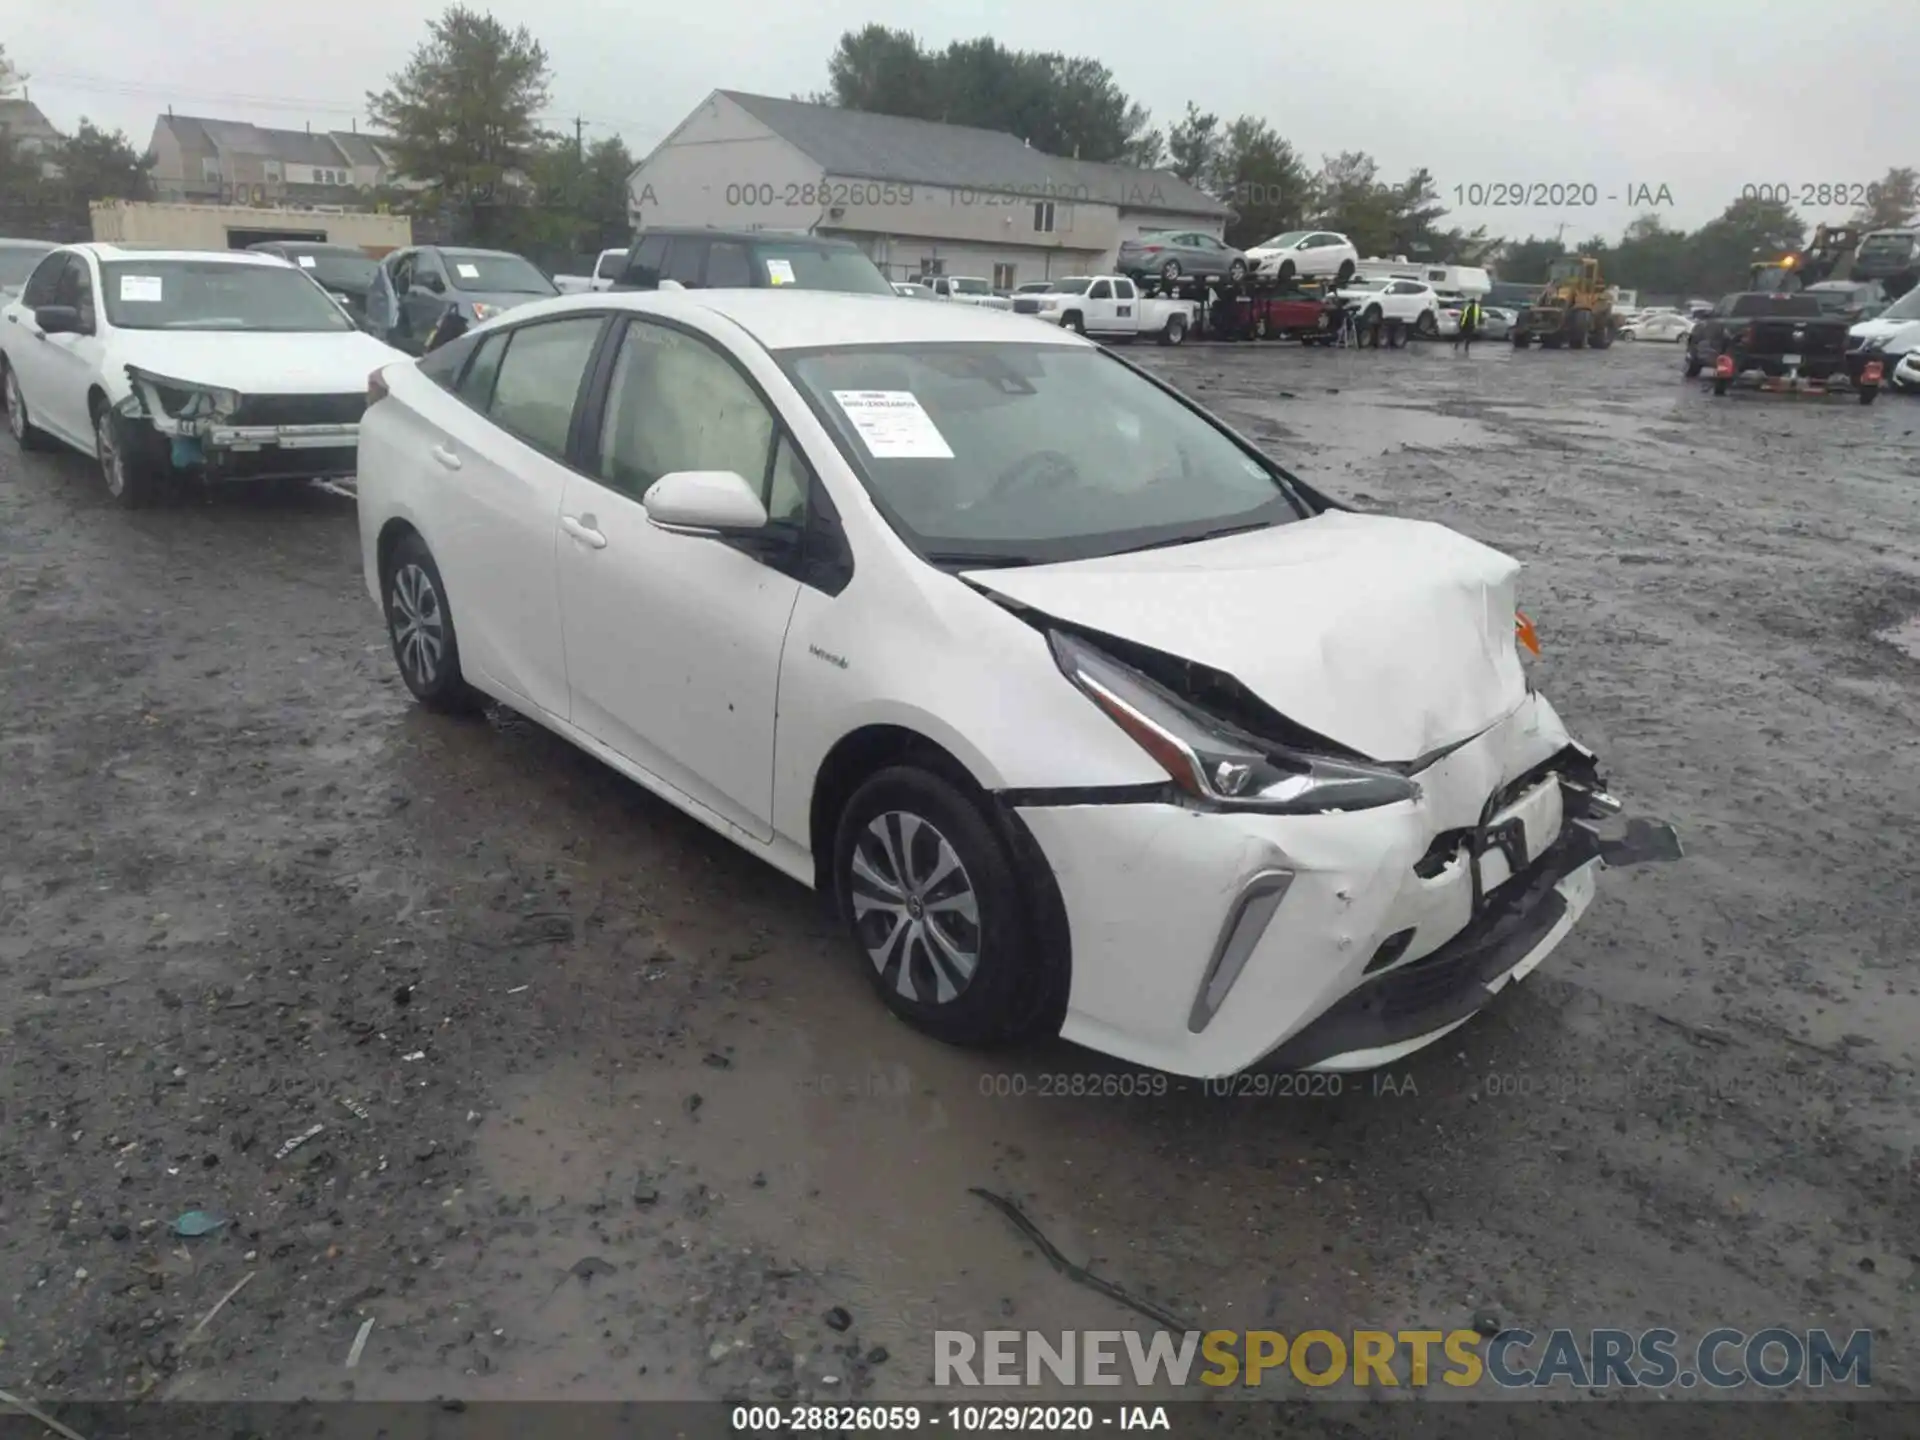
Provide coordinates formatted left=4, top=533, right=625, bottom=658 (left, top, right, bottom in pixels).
left=147, top=113, right=414, bottom=206
left=626, top=90, right=1230, bottom=286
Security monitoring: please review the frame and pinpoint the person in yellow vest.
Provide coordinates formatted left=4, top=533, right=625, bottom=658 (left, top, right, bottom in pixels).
left=1453, top=295, right=1484, bottom=355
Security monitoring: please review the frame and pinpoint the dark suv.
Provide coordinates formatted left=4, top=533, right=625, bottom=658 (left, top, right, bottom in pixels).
left=611, top=227, right=894, bottom=294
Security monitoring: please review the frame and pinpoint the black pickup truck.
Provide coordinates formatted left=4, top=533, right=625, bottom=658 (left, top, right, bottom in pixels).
left=1683, top=292, right=1880, bottom=403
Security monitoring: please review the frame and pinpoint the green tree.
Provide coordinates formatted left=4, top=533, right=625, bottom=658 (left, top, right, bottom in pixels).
left=1312, top=151, right=1395, bottom=256
left=52, top=119, right=154, bottom=202
left=366, top=5, right=553, bottom=243
left=1687, top=193, right=1805, bottom=294
left=1852, top=166, right=1918, bottom=230
left=1383, top=167, right=1450, bottom=256
left=0, top=42, right=23, bottom=96
left=1495, top=236, right=1567, bottom=285
left=1214, top=117, right=1311, bottom=248
left=1165, top=104, right=1220, bottom=187
left=825, top=24, right=937, bottom=119
left=1124, top=129, right=1166, bottom=171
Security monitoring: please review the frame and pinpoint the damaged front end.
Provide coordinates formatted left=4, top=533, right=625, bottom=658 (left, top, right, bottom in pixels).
left=121, top=365, right=364, bottom=488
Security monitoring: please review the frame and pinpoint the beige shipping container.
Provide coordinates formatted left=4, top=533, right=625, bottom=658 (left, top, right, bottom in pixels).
left=90, top=201, right=412, bottom=255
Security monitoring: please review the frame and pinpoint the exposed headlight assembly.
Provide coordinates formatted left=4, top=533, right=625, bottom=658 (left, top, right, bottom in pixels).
left=1049, top=631, right=1419, bottom=814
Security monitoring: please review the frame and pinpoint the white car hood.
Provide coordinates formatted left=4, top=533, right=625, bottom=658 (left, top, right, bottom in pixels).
left=965, top=511, right=1530, bottom=764
left=1850, top=316, right=1920, bottom=348
left=111, top=328, right=406, bottom=394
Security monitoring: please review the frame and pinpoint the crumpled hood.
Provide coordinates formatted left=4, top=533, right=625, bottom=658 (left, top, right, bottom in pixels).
left=113, top=329, right=406, bottom=395
left=965, top=511, right=1531, bottom=764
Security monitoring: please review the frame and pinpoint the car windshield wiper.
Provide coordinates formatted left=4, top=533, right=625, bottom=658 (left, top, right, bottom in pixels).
left=923, top=550, right=1036, bottom=569
left=1110, top=519, right=1275, bottom=556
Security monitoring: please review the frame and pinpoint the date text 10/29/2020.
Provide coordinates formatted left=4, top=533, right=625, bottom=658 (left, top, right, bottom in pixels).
left=1452, top=182, right=1674, bottom=208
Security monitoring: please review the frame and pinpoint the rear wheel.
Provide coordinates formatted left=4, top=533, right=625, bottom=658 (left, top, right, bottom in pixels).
left=1568, top=311, right=1591, bottom=350
left=1160, top=313, right=1187, bottom=346
left=1061, top=311, right=1085, bottom=335
left=1415, top=309, right=1438, bottom=338
left=383, top=531, right=485, bottom=714
left=4, top=359, right=56, bottom=451
left=1683, top=347, right=1703, bottom=377
left=833, top=766, right=1057, bottom=1048
left=1511, top=330, right=1530, bottom=348
left=1860, top=385, right=1878, bottom=406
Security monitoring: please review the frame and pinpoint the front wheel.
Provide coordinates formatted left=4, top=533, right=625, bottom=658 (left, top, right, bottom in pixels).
left=95, top=404, right=165, bottom=508
left=833, top=766, right=1057, bottom=1048
left=1333, top=260, right=1355, bottom=288
left=1061, top=312, right=1085, bottom=335
left=1618, top=329, right=1636, bottom=342
left=1415, top=309, right=1438, bottom=338
left=1227, top=259, right=1246, bottom=283
left=1160, top=259, right=1182, bottom=283
left=383, top=532, right=485, bottom=714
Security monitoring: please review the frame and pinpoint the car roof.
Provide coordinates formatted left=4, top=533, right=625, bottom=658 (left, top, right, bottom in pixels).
left=637, top=226, right=863, bottom=249
left=469, top=288, right=1088, bottom=353
left=69, top=243, right=290, bottom=266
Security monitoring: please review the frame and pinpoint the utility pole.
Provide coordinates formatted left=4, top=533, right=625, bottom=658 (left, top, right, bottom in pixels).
left=574, top=117, right=585, bottom=162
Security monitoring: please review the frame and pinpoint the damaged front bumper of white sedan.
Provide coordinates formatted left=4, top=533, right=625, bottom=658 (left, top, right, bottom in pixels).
left=121, top=366, right=365, bottom=487
left=1005, top=689, right=1680, bottom=1080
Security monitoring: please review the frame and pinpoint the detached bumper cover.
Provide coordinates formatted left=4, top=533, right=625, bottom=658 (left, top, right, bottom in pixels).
left=1011, top=693, right=1680, bottom=1078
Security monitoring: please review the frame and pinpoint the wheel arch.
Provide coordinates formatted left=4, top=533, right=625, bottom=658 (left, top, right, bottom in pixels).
left=806, top=720, right=1073, bottom=1035
left=375, top=515, right=424, bottom=587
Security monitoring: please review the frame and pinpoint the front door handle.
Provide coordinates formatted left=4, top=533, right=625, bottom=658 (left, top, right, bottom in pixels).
left=429, top=444, right=461, bottom=470
left=561, top=514, right=607, bottom=549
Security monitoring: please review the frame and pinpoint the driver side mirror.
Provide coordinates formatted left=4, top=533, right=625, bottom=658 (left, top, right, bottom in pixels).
left=34, top=304, right=85, bottom=335
left=643, top=470, right=768, bottom=536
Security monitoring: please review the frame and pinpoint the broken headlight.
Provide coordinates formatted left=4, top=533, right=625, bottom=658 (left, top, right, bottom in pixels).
left=1049, top=631, right=1419, bottom=814
left=126, top=367, right=240, bottom=420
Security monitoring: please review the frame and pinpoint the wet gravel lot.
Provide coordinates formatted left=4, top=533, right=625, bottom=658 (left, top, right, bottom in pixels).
left=3, top=337, right=1919, bottom=1422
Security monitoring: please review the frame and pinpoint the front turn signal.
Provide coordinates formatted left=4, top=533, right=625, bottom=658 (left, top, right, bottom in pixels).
left=1516, top=610, right=1541, bottom=656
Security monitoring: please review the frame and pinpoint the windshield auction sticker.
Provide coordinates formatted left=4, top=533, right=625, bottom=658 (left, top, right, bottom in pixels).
left=456, top=263, right=479, bottom=280
left=766, top=258, right=797, bottom=285
left=119, top=275, right=163, bottom=302
left=831, top=390, right=955, bottom=459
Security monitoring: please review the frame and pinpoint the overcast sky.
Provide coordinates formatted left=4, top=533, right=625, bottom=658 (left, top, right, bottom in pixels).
left=12, top=0, right=1916, bottom=239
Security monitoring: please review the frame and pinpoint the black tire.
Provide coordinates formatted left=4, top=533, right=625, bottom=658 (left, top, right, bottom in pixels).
left=1860, top=385, right=1878, bottom=406
left=3, top=357, right=56, bottom=451
left=1712, top=376, right=1729, bottom=396
left=1061, top=311, right=1085, bottom=335
left=1589, top=323, right=1614, bottom=350
left=1568, top=311, right=1591, bottom=350
left=832, top=764, right=1057, bottom=1048
left=94, top=401, right=165, bottom=508
left=382, top=531, right=485, bottom=714
left=1277, top=259, right=1297, bottom=285
left=1160, top=259, right=1182, bottom=282
left=1683, top=348, right=1703, bottom=377
left=1362, top=305, right=1382, bottom=328
left=1227, top=258, right=1246, bottom=283
left=1163, top=313, right=1187, bottom=346
left=1333, top=260, right=1355, bottom=288
left=1511, top=330, right=1529, bottom=348
left=1415, top=309, right=1438, bottom=338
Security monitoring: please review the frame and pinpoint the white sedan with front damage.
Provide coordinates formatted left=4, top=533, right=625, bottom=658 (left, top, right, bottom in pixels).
left=355, top=289, right=1679, bottom=1078
left=0, top=242, right=404, bottom=506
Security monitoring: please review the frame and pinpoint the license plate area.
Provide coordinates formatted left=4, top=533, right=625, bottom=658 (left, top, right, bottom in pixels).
left=1782, top=353, right=1801, bottom=368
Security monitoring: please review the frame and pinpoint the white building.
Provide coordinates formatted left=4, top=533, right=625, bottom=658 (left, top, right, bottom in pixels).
left=626, top=90, right=1230, bottom=287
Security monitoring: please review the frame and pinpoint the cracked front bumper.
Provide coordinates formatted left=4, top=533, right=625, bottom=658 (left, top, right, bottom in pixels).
left=1013, top=692, right=1676, bottom=1078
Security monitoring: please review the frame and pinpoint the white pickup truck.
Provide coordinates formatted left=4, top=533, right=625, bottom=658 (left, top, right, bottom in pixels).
left=554, top=248, right=627, bottom=294
left=922, top=276, right=1014, bottom=310
left=1009, top=275, right=1197, bottom=345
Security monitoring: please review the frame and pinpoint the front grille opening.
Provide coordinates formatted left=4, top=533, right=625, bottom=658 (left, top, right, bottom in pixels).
left=1414, top=829, right=1470, bottom=878
left=1364, top=928, right=1415, bottom=976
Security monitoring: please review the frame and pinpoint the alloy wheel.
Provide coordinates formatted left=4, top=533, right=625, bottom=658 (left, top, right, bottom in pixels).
left=849, top=810, right=981, bottom=1004
left=95, top=411, right=124, bottom=497
left=390, top=562, right=446, bottom=690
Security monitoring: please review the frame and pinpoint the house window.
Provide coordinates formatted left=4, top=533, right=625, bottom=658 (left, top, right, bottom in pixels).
left=201, top=157, right=221, bottom=181
left=1032, top=201, right=1055, bottom=234
left=992, top=263, right=1016, bottom=290
left=919, top=256, right=945, bottom=277
left=264, top=160, right=283, bottom=183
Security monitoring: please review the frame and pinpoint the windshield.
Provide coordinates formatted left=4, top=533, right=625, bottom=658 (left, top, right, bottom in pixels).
left=750, top=242, right=893, bottom=294
left=100, top=260, right=353, bottom=332
left=1877, top=287, right=1920, bottom=322
left=1044, top=278, right=1093, bottom=295
left=442, top=251, right=555, bottom=295
left=1857, top=233, right=1916, bottom=260
left=783, top=342, right=1304, bottom=566
left=951, top=278, right=991, bottom=295
left=1257, top=232, right=1309, bottom=249
left=0, top=243, right=54, bottom=288
left=278, top=247, right=378, bottom=291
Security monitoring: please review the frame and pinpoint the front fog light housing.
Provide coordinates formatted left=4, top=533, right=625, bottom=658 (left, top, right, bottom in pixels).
left=1049, top=630, right=1419, bottom=815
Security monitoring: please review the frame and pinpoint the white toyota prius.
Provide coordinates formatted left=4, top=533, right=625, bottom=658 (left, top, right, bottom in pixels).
left=355, top=290, right=1678, bottom=1078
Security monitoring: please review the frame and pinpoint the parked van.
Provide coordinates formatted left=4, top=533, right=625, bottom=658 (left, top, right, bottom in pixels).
left=1352, top=257, right=1490, bottom=296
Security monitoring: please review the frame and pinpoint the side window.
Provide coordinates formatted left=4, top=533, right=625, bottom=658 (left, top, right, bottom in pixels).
left=623, top=235, right=668, bottom=287
left=766, top=433, right=811, bottom=524
left=663, top=239, right=706, bottom=286
left=706, top=242, right=752, bottom=288
left=21, top=252, right=67, bottom=307
left=1088, top=280, right=1113, bottom=300
left=415, top=253, right=447, bottom=291
left=1114, top=279, right=1136, bottom=300
left=391, top=253, right=415, bottom=292
left=52, top=256, right=93, bottom=317
left=418, top=330, right=482, bottom=391
left=455, top=330, right=509, bottom=407
left=484, top=316, right=604, bottom=456
left=596, top=320, right=783, bottom=513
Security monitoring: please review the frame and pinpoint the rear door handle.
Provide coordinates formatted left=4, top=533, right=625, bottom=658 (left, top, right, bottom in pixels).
left=429, top=444, right=461, bottom=470
left=561, top=514, right=606, bottom=549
